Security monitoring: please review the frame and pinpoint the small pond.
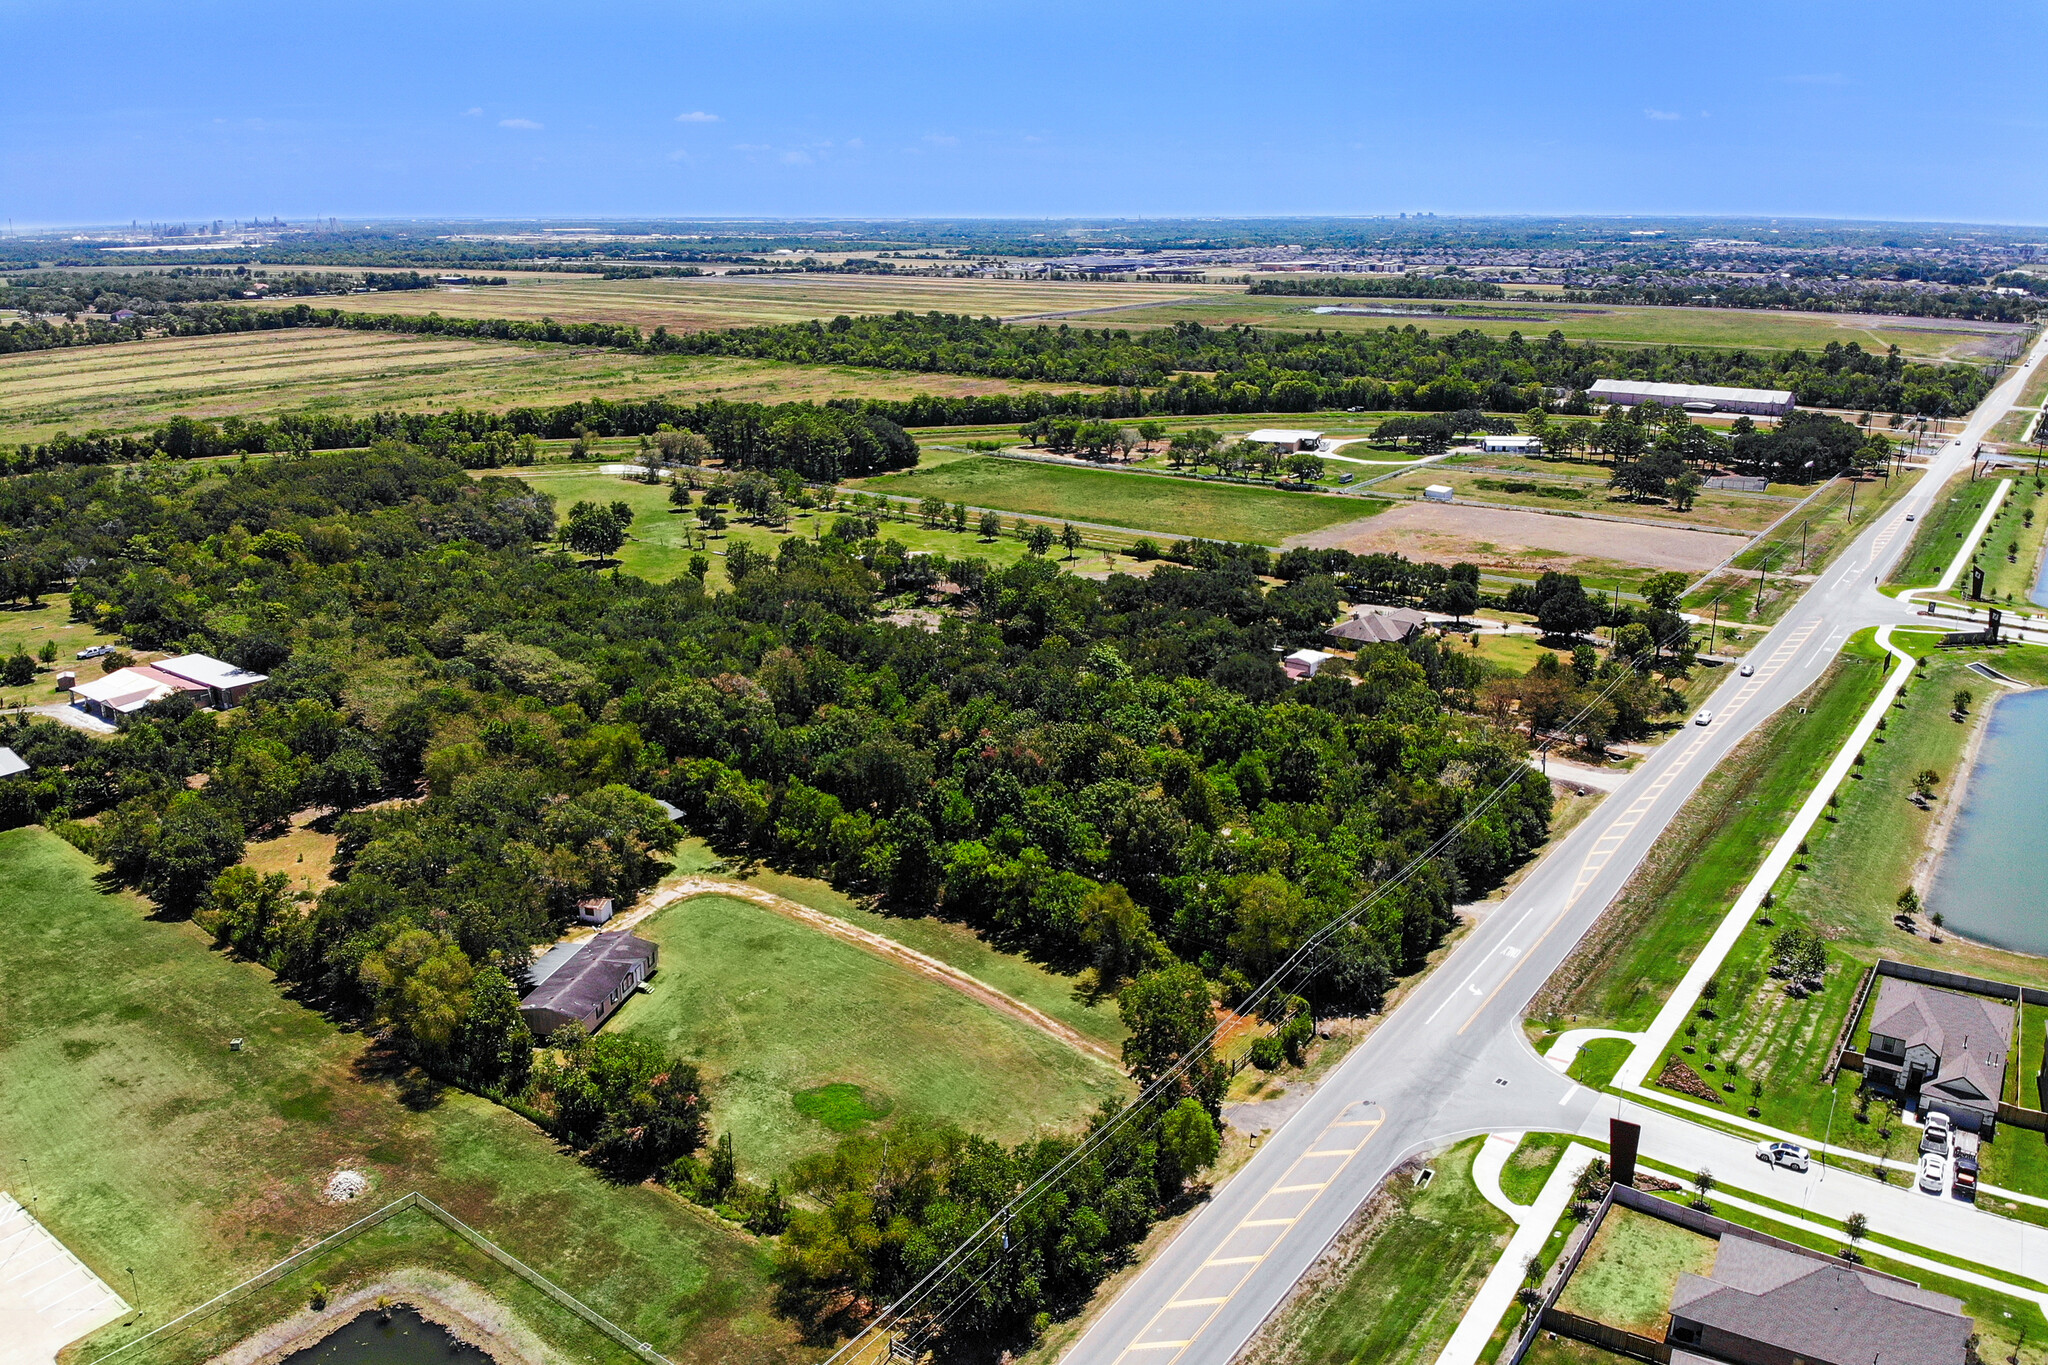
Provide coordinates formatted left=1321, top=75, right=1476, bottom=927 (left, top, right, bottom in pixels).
left=1925, top=686, right=2048, bottom=957
left=282, top=1306, right=493, bottom=1365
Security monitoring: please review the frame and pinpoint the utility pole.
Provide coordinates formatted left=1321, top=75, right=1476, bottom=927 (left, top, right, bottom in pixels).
left=1847, top=477, right=1858, bottom=525
left=1755, top=552, right=1769, bottom=618
left=1709, top=597, right=1720, bottom=656
left=1799, top=520, right=1809, bottom=571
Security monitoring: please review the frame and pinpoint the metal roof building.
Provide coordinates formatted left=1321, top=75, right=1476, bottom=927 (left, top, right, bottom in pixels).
left=519, top=931, right=659, bottom=1038
left=1586, top=379, right=1795, bottom=417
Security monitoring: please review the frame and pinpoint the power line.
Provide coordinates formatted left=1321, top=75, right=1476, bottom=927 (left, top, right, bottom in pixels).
left=825, top=622, right=1694, bottom=1362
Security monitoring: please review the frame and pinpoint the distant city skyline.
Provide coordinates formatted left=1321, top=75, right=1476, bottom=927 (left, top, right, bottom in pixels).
left=5, top=0, right=2045, bottom=227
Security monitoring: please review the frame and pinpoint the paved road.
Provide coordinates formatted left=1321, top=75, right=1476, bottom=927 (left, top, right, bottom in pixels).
left=1059, top=329, right=2048, bottom=1365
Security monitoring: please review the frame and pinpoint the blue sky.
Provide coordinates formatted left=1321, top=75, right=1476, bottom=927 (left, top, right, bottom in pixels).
left=6, top=0, right=2045, bottom=227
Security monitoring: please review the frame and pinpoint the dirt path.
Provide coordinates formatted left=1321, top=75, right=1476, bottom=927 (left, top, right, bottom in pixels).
left=609, top=878, right=1122, bottom=1067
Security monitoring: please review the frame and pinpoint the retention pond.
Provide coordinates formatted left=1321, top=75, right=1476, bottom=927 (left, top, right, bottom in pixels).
left=282, top=1306, right=493, bottom=1365
left=1926, top=686, right=2048, bottom=957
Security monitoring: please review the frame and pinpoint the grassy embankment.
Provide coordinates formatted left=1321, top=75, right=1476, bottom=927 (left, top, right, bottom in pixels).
left=0, top=325, right=1105, bottom=447
left=851, top=455, right=1385, bottom=546
left=1238, top=1138, right=1514, bottom=1365
left=610, top=890, right=1129, bottom=1179
left=1905, top=470, right=2048, bottom=608
left=1886, top=468, right=2004, bottom=590
left=0, top=827, right=800, bottom=1365
left=1529, top=643, right=1890, bottom=1039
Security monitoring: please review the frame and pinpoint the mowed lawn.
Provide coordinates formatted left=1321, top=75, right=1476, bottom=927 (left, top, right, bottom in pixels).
left=611, top=894, right=1131, bottom=1179
left=0, top=828, right=799, bottom=1365
left=853, top=457, right=1382, bottom=545
left=0, top=326, right=1099, bottom=446
left=1553, top=1206, right=1717, bottom=1336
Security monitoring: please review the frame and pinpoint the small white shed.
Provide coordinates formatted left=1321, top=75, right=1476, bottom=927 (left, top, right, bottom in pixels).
left=1423, top=484, right=1455, bottom=503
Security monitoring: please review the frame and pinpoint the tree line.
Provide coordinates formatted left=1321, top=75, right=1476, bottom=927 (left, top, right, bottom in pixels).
left=0, top=299, right=1995, bottom=426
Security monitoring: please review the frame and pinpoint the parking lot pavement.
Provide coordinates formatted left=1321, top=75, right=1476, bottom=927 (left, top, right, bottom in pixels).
left=0, top=1193, right=129, bottom=1365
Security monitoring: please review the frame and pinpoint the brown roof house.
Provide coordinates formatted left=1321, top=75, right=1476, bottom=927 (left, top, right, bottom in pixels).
left=1863, top=978, right=2013, bottom=1131
left=1326, top=607, right=1427, bottom=647
left=519, top=932, right=658, bottom=1038
left=1667, top=1234, right=1971, bottom=1365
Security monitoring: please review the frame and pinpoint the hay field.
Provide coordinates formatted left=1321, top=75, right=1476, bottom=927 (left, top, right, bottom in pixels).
left=1089, top=295, right=2022, bottom=363
left=248, top=271, right=1241, bottom=331
left=0, top=327, right=1097, bottom=444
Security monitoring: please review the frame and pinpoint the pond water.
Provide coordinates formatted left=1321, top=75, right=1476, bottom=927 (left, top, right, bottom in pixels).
left=1926, top=686, right=2048, bottom=957
left=282, top=1307, right=492, bottom=1365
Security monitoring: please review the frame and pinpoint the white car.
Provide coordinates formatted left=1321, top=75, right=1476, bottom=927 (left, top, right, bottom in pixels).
left=1739, top=663, right=1755, bottom=677
left=1693, top=709, right=1714, bottom=726
left=1918, top=1152, right=1947, bottom=1193
left=1755, top=1140, right=1810, bottom=1172
left=1906, top=513, right=1916, bottom=521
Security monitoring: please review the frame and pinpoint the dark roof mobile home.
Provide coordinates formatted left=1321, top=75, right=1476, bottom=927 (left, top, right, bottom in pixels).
left=519, top=932, right=658, bottom=1038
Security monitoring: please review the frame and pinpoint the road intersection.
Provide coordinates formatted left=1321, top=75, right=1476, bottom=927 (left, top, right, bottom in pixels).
left=1060, top=328, right=2048, bottom=1365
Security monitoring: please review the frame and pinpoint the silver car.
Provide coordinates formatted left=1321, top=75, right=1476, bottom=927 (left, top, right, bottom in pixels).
left=1918, top=1152, right=1947, bottom=1193
left=1693, top=709, right=1714, bottom=726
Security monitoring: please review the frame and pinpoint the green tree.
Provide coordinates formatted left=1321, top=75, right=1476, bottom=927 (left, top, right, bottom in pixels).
left=978, top=509, right=1003, bottom=540
left=1119, top=964, right=1224, bottom=1102
left=1024, top=524, right=1055, bottom=557
left=1157, top=1097, right=1220, bottom=1194
left=1641, top=571, right=1689, bottom=611
left=1, top=652, right=32, bottom=686
left=97, top=791, right=246, bottom=916
left=359, top=928, right=475, bottom=1057
left=1079, top=882, right=1163, bottom=997
left=1060, top=523, right=1083, bottom=559
left=564, top=500, right=629, bottom=562
left=37, top=638, right=57, bottom=664
left=455, top=966, right=534, bottom=1091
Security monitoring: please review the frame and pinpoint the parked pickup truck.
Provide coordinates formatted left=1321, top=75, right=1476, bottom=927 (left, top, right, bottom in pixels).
left=1953, top=1150, right=1980, bottom=1200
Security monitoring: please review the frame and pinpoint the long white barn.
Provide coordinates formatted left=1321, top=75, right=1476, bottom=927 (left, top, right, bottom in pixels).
left=1586, top=379, right=1796, bottom=417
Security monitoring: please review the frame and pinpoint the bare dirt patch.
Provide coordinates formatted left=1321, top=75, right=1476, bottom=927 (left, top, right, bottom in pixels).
left=1290, top=502, right=1736, bottom=574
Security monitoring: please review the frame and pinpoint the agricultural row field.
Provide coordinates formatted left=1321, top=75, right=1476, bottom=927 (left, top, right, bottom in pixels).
left=244, top=270, right=1243, bottom=331
left=218, top=270, right=2028, bottom=363
left=0, top=326, right=1097, bottom=446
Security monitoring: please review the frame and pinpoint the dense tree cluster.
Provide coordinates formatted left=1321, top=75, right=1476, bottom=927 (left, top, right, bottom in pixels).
left=1557, top=280, right=2040, bottom=323
left=775, top=1099, right=1219, bottom=1349
left=0, top=269, right=458, bottom=319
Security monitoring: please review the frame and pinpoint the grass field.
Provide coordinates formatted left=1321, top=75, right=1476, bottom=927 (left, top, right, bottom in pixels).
left=0, top=594, right=118, bottom=698
left=0, top=327, right=1099, bottom=446
left=1242, top=1138, right=1513, bottom=1365
left=248, top=271, right=1243, bottom=332
left=852, top=456, right=1383, bottom=545
left=729, top=860, right=1128, bottom=1054
left=1088, top=296, right=2023, bottom=364
left=1553, top=1205, right=1716, bottom=1335
left=1498, top=1132, right=1573, bottom=1207
left=1731, top=471, right=1920, bottom=577
left=0, top=827, right=797, bottom=1365
left=609, top=893, right=1129, bottom=1179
